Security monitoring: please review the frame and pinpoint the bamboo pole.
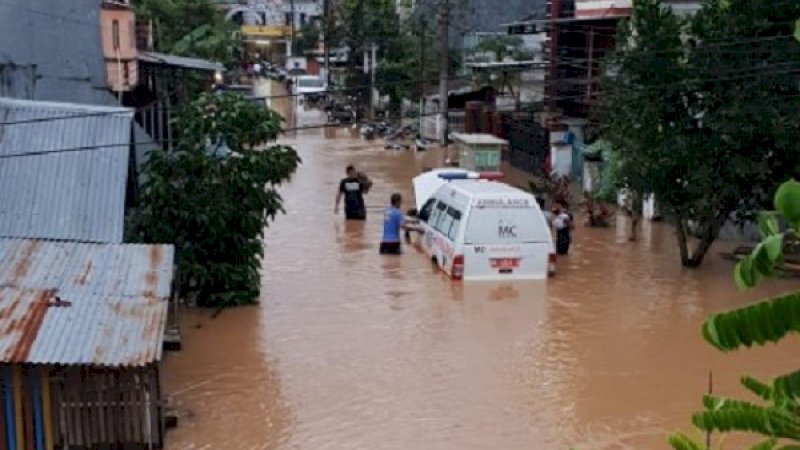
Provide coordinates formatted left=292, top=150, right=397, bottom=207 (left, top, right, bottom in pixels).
left=39, top=368, right=52, bottom=450
left=12, top=366, right=23, bottom=450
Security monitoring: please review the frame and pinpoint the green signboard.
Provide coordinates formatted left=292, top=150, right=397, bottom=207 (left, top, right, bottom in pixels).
left=474, top=149, right=500, bottom=170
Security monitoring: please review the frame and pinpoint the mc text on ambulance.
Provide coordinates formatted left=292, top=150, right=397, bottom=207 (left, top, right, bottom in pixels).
left=413, top=171, right=556, bottom=281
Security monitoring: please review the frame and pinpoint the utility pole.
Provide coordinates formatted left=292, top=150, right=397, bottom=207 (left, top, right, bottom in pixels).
left=290, top=0, right=296, bottom=57
left=437, top=0, right=450, bottom=148
left=419, top=17, right=427, bottom=134
left=323, top=0, right=331, bottom=86
left=364, top=47, right=371, bottom=118
left=371, top=43, right=377, bottom=119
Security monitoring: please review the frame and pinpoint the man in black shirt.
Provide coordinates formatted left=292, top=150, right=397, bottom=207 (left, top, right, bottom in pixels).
left=335, top=165, right=372, bottom=220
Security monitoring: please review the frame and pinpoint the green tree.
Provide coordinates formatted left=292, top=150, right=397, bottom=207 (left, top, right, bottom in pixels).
left=327, top=0, right=404, bottom=108
left=669, top=180, right=800, bottom=450
left=131, top=93, right=300, bottom=307
left=600, top=0, right=800, bottom=268
left=296, top=21, right=322, bottom=55
left=136, top=0, right=238, bottom=65
left=333, top=0, right=401, bottom=68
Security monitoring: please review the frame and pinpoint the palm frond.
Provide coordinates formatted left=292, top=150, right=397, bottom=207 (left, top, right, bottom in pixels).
left=749, top=438, right=778, bottom=450
left=742, top=375, right=773, bottom=401
left=702, top=292, right=800, bottom=351
left=668, top=432, right=706, bottom=450
left=692, top=395, right=800, bottom=440
left=774, top=369, right=800, bottom=402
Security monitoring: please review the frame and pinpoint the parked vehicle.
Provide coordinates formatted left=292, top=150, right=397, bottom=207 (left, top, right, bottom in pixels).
left=412, top=170, right=556, bottom=281
left=293, top=75, right=327, bottom=104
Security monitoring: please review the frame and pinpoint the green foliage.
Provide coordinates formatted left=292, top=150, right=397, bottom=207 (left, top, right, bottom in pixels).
left=600, top=0, right=800, bottom=268
left=735, top=180, right=800, bottom=290
left=583, top=139, right=619, bottom=204
left=131, top=93, right=300, bottom=307
left=670, top=179, right=800, bottom=449
left=330, top=0, right=462, bottom=110
left=136, top=0, right=238, bottom=65
left=297, top=21, right=322, bottom=55
left=334, top=0, right=401, bottom=55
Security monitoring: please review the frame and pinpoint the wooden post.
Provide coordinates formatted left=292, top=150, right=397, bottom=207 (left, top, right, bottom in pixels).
left=3, top=367, right=14, bottom=450
left=12, top=366, right=23, bottom=450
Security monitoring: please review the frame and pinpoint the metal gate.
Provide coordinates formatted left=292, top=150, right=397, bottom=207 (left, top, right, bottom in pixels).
left=504, top=116, right=549, bottom=176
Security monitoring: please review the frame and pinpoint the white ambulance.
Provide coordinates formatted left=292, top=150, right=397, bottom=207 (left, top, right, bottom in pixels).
left=413, top=171, right=556, bottom=281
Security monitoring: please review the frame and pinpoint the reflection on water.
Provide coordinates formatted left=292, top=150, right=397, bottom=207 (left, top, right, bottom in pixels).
left=164, top=82, right=800, bottom=450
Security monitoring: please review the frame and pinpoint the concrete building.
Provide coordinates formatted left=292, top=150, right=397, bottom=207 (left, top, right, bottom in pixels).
left=223, top=0, right=323, bottom=60
left=223, top=0, right=324, bottom=27
left=100, top=0, right=139, bottom=93
left=0, top=0, right=112, bottom=103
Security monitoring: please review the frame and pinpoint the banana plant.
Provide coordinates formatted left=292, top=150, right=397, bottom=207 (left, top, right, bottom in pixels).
left=669, top=180, right=800, bottom=449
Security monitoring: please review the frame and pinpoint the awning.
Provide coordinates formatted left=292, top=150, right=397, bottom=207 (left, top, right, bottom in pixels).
left=139, top=51, right=224, bottom=72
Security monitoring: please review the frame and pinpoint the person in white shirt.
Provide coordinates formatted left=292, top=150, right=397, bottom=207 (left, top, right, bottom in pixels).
left=553, top=202, right=572, bottom=255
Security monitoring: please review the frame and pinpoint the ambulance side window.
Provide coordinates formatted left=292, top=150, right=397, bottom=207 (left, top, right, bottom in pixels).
left=446, top=207, right=462, bottom=240
left=419, top=199, right=436, bottom=222
left=432, top=202, right=448, bottom=231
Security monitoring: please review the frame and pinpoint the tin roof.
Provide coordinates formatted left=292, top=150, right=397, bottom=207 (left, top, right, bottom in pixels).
left=139, top=51, right=225, bottom=72
left=0, top=239, right=175, bottom=367
left=0, top=98, right=133, bottom=243
left=0, top=288, right=168, bottom=366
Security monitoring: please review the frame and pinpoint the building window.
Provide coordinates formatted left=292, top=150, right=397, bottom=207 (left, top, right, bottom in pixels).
left=300, top=13, right=306, bottom=25
left=285, top=13, right=291, bottom=26
left=112, top=19, right=120, bottom=50
left=130, top=20, right=135, bottom=49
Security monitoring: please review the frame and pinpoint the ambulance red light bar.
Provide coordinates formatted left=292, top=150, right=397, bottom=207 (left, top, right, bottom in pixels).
left=437, top=171, right=505, bottom=181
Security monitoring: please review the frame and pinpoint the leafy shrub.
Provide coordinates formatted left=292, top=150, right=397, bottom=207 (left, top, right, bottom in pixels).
left=131, top=93, right=301, bottom=307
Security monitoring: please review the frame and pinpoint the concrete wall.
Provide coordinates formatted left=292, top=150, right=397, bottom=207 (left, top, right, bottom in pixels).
left=0, top=0, right=112, bottom=104
left=100, top=7, right=139, bottom=91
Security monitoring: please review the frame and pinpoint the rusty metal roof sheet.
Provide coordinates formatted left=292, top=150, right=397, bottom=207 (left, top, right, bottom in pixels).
left=0, top=97, right=133, bottom=243
left=0, top=239, right=173, bottom=298
left=0, top=288, right=168, bottom=366
left=0, top=239, right=174, bottom=367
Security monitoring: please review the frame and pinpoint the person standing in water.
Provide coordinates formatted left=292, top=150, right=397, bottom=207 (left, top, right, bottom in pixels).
left=335, top=165, right=372, bottom=220
left=380, top=193, right=422, bottom=255
left=553, top=202, right=572, bottom=255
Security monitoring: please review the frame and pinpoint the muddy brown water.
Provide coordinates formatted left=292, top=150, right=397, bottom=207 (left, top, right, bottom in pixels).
left=164, top=85, right=799, bottom=450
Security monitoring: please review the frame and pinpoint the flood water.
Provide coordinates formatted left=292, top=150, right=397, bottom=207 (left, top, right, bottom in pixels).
left=163, top=82, right=799, bottom=450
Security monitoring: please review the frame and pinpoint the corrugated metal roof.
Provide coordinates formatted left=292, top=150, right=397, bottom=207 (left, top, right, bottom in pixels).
left=0, top=288, right=168, bottom=366
left=0, top=239, right=174, bottom=298
left=139, top=51, right=225, bottom=72
left=0, top=239, right=175, bottom=367
left=0, top=97, right=133, bottom=243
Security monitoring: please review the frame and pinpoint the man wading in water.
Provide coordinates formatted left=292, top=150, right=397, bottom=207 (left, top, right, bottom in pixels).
left=335, top=165, right=372, bottom=220
left=380, top=193, right=422, bottom=255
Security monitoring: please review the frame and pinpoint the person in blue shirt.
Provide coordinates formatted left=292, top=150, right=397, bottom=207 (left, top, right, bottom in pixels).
left=380, top=193, right=421, bottom=255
